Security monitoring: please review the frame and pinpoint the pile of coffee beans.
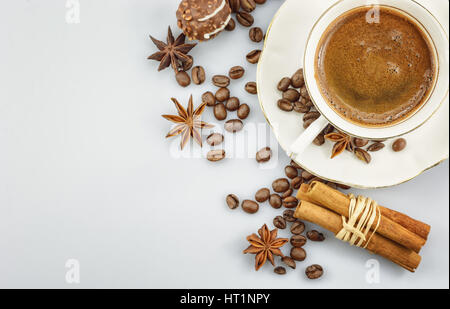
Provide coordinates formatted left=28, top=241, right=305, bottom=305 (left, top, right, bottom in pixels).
left=205, top=71, right=251, bottom=130
left=229, top=159, right=346, bottom=279
left=275, top=68, right=331, bottom=147
left=203, top=65, right=252, bottom=162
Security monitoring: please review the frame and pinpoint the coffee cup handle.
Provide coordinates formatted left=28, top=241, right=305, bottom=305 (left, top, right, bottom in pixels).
left=287, top=116, right=329, bottom=159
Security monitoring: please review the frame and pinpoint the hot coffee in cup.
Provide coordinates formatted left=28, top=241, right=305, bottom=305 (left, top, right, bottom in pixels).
left=315, top=6, right=437, bottom=128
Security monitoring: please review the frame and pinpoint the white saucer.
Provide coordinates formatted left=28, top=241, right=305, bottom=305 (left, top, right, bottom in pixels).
left=257, top=0, right=449, bottom=189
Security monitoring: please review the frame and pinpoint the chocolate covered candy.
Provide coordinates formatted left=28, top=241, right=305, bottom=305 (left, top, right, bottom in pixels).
left=177, top=0, right=232, bottom=41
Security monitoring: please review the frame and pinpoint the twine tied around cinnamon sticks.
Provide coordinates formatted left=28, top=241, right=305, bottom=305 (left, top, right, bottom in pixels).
left=335, top=194, right=381, bottom=248
left=295, top=181, right=431, bottom=272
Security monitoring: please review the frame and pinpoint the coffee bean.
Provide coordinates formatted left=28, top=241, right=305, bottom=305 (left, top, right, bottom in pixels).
left=305, top=264, right=323, bottom=279
left=202, top=91, right=216, bottom=106
left=225, top=119, right=244, bottom=133
left=283, top=209, right=296, bottom=222
left=282, top=256, right=296, bottom=269
left=303, top=118, right=316, bottom=129
left=272, top=178, right=290, bottom=193
left=254, top=0, right=266, bottom=4
left=283, top=196, right=298, bottom=209
left=277, top=99, right=293, bottom=112
left=313, top=134, right=325, bottom=146
left=214, top=103, right=227, bottom=120
left=291, top=69, right=304, bottom=88
left=256, top=147, right=272, bottom=163
left=293, top=100, right=310, bottom=113
left=228, top=0, right=240, bottom=12
left=212, top=75, right=230, bottom=87
left=207, top=149, right=226, bottom=162
left=229, top=66, right=245, bottom=79
left=354, top=148, right=371, bottom=164
left=283, top=89, right=300, bottom=102
left=392, top=138, right=407, bottom=152
left=307, top=230, right=325, bottom=241
left=301, top=171, right=314, bottom=181
left=336, top=183, right=352, bottom=190
left=290, top=176, right=303, bottom=190
left=226, top=194, right=239, bottom=209
left=274, top=266, right=286, bottom=275
left=305, top=100, right=314, bottom=108
left=246, top=49, right=261, bottom=64
left=245, top=82, right=257, bottom=94
left=290, top=160, right=302, bottom=169
left=215, top=87, right=230, bottom=102
left=323, top=124, right=335, bottom=135
left=281, top=188, right=293, bottom=199
left=255, top=188, right=270, bottom=203
left=300, top=86, right=310, bottom=100
left=285, top=165, right=298, bottom=179
left=353, top=138, right=369, bottom=148
left=236, top=11, right=254, bottom=27
left=273, top=216, right=286, bottom=229
left=368, top=142, right=385, bottom=152
left=291, top=221, right=305, bottom=235
left=277, top=77, right=291, bottom=92
left=290, top=235, right=307, bottom=247
left=191, top=66, right=205, bottom=85
left=237, top=104, right=250, bottom=119
left=206, top=133, right=224, bottom=146
left=249, top=27, right=263, bottom=42
left=290, top=247, right=307, bottom=261
left=241, top=0, right=256, bottom=12
left=347, top=140, right=355, bottom=152
left=182, top=55, right=194, bottom=71
left=242, top=200, right=259, bottom=214
left=310, top=176, right=325, bottom=184
left=269, top=194, right=282, bottom=209
left=175, top=71, right=191, bottom=87
left=225, top=97, right=240, bottom=111
left=225, top=17, right=236, bottom=31
left=327, top=182, right=338, bottom=190
left=303, top=111, right=321, bottom=122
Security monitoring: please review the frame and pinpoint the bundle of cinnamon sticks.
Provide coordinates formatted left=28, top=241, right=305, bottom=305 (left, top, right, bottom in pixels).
left=295, top=181, right=431, bottom=272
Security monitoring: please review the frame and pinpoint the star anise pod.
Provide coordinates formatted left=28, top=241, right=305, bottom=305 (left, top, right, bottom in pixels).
left=243, top=224, right=289, bottom=271
left=148, top=27, right=197, bottom=72
left=162, top=95, right=213, bottom=150
left=325, top=131, right=352, bottom=159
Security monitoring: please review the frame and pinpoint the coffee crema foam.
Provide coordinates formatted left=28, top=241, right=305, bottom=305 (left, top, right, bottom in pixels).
left=315, top=6, right=436, bottom=127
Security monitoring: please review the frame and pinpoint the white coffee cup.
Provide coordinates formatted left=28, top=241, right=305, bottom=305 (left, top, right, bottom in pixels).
left=289, top=0, right=449, bottom=157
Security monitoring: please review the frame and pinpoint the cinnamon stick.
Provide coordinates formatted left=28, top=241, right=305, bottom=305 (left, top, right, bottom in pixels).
left=294, top=201, right=421, bottom=272
left=302, top=181, right=427, bottom=253
left=297, top=183, right=431, bottom=240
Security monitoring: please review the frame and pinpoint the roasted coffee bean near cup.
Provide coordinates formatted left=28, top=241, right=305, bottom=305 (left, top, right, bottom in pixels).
left=229, top=66, right=245, bottom=79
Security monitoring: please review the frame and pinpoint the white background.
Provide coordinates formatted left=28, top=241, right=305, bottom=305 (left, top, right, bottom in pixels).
left=0, top=0, right=448, bottom=289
